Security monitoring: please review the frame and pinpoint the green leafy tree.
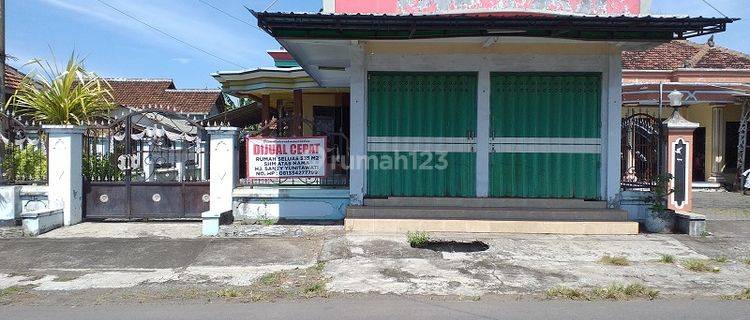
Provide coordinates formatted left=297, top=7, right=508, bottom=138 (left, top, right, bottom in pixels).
left=6, top=53, right=115, bottom=125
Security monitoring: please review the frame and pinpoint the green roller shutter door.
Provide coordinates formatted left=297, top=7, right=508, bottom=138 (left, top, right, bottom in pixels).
left=490, top=73, right=602, bottom=199
left=367, top=72, right=477, bottom=197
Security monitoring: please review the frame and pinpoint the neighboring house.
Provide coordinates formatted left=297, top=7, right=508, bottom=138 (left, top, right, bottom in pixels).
left=4, top=65, right=26, bottom=102
left=213, top=49, right=350, bottom=188
left=104, top=78, right=225, bottom=122
left=622, top=40, right=750, bottom=188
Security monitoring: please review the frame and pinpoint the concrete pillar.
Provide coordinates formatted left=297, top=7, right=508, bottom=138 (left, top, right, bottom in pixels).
left=207, top=127, right=239, bottom=212
left=261, top=94, right=271, bottom=125
left=708, top=106, right=727, bottom=183
left=43, top=125, right=85, bottom=226
left=605, top=49, right=623, bottom=206
left=293, top=90, right=303, bottom=136
left=663, top=110, right=699, bottom=213
left=348, top=42, right=367, bottom=205
left=475, top=69, right=490, bottom=197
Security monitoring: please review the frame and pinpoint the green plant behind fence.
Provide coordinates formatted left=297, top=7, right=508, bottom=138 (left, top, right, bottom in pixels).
left=2, top=145, right=47, bottom=182
left=83, top=154, right=123, bottom=181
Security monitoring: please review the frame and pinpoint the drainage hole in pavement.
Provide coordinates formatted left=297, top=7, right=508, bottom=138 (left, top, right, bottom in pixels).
left=419, top=241, right=489, bottom=253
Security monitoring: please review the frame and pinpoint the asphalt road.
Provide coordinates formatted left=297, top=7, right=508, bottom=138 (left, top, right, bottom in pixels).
left=3, top=297, right=749, bottom=320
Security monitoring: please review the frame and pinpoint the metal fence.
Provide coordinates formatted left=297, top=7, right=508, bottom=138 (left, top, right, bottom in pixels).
left=0, top=113, right=47, bottom=185
left=621, top=113, right=662, bottom=190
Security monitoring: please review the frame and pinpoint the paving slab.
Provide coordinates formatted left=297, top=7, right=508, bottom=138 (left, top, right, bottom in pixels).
left=39, top=222, right=203, bottom=239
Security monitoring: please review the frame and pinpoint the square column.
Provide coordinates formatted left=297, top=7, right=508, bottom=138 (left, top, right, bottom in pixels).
left=708, top=106, right=727, bottom=183
left=663, top=111, right=699, bottom=212
left=206, top=127, right=240, bottom=212
left=44, top=125, right=85, bottom=226
left=348, top=42, right=367, bottom=205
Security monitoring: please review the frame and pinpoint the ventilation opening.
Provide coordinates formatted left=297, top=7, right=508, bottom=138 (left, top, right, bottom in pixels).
left=418, top=241, right=489, bottom=253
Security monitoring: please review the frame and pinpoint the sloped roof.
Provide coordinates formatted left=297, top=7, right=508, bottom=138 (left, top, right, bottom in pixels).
left=105, top=78, right=222, bottom=114
left=5, top=65, right=26, bottom=93
left=622, top=40, right=750, bottom=70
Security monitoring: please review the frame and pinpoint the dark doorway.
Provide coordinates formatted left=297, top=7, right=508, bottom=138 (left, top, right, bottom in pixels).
left=726, top=122, right=740, bottom=175
left=693, top=127, right=706, bottom=182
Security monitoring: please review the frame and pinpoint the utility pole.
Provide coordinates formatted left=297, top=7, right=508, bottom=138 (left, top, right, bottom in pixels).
left=0, top=0, right=5, bottom=107
left=0, top=0, right=5, bottom=184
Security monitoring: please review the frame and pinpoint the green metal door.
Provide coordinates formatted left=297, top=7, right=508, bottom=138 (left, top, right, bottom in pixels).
left=490, top=73, right=601, bottom=199
left=367, top=72, right=477, bottom=197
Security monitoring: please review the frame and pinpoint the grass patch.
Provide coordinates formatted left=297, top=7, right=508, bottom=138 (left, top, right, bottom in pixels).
left=215, top=287, right=244, bottom=298
left=0, top=285, right=35, bottom=303
left=721, top=289, right=750, bottom=301
left=258, top=217, right=278, bottom=226
left=682, top=259, right=721, bottom=273
left=592, top=283, right=660, bottom=301
left=304, top=282, right=325, bottom=294
left=599, top=255, right=631, bottom=266
left=0, top=286, right=28, bottom=299
left=407, top=231, right=430, bottom=248
left=658, top=254, right=675, bottom=264
left=546, top=286, right=588, bottom=300
left=314, top=261, right=326, bottom=272
left=712, top=256, right=730, bottom=264
left=52, top=275, right=79, bottom=282
left=259, top=272, right=282, bottom=286
left=546, top=283, right=659, bottom=301
left=743, top=258, right=750, bottom=266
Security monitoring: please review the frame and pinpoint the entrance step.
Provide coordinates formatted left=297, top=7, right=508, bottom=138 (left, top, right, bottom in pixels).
left=348, top=206, right=628, bottom=222
left=363, top=197, right=606, bottom=209
left=344, top=218, right=639, bottom=235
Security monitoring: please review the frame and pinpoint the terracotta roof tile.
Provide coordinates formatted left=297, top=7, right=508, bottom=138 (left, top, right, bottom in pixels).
left=622, top=40, right=750, bottom=70
left=5, top=65, right=26, bottom=92
left=694, top=47, right=750, bottom=69
left=104, top=79, right=222, bottom=114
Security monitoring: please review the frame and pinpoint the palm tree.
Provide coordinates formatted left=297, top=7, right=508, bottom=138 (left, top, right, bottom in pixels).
left=6, top=53, right=114, bottom=125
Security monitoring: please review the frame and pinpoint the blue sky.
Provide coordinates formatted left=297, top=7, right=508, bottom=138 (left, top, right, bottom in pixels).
left=7, top=0, right=749, bottom=89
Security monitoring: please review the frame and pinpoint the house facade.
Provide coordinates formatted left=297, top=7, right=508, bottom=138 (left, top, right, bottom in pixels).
left=234, top=0, right=734, bottom=234
left=622, top=40, right=750, bottom=189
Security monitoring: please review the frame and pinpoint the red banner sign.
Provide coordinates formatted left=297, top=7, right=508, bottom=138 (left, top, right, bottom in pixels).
left=334, top=0, right=643, bottom=16
left=246, top=137, right=327, bottom=178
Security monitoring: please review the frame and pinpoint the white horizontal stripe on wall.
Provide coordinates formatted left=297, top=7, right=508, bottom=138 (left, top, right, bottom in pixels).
left=490, top=137, right=602, bottom=145
left=368, top=136, right=473, bottom=144
left=368, top=143, right=474, bottom=153
left=491, top=144, right=601, bottom=154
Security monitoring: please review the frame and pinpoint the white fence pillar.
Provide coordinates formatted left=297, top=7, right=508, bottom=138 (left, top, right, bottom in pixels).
left=43, top=125, right=85, bottom=226
left=207, top=127, right=239, bottom=212
left=203, top=127, right=239, bottom=236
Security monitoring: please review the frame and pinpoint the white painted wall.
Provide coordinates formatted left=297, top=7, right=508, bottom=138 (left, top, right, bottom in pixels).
left=348, top=40, right=624, bottom=203
left=348, top=42, right=367, bottom=205
left=44, top=125, right=85, bottom=226
left=207, top=127, right=239, bottom=212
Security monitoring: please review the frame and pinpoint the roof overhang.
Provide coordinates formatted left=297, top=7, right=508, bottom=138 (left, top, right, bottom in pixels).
left=623, top=83, right=750, bottom=106
left=212, top=67, right=321, bottom=95
left=253, top=12, right=736, bottom=41
left=251, top=12, right=737, bottom=88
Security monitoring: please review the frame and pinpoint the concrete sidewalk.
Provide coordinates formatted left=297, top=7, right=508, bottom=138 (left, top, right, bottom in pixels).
left=0, top=222, right=749, bottom=305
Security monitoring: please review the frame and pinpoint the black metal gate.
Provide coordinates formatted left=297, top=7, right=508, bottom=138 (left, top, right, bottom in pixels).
left=83, top=110, right=209, bottom=219
left=621, top=113, right=662, bottom=189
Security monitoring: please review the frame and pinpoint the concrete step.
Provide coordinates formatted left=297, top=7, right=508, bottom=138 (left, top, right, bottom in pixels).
left=347, top=206, right=628, bottom=222
left=344, top=218, right=639, bottom=235
left=363, top=197, right=606, bottom=209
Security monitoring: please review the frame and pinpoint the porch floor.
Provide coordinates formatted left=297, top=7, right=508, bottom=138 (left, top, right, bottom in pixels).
left=346, top=197, right=638, bottom=235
